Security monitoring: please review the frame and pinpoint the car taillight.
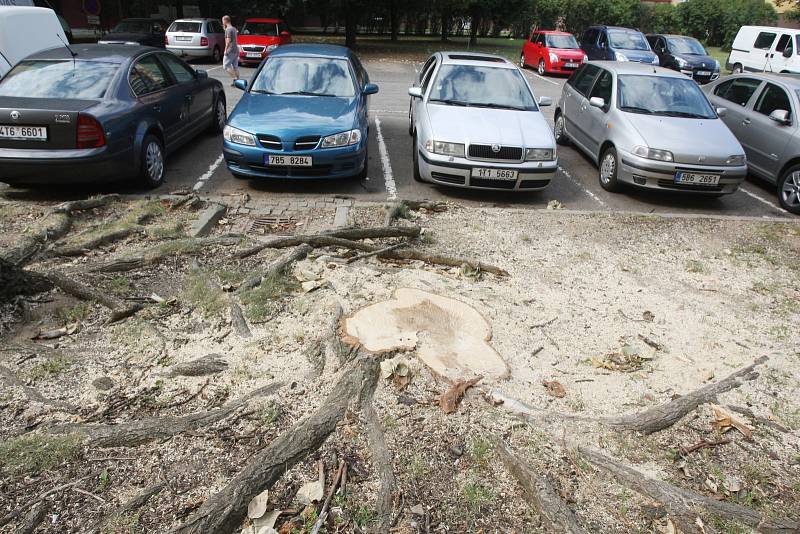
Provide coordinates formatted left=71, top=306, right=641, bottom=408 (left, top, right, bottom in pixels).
left=164, top=35, right=169, bottom=45
left=77, top=114, right=105, bottom=149
left=200, top=36, right=208, bottom=46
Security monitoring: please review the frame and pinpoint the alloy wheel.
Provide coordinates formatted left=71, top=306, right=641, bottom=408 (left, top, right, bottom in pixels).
left=213, top=47, right=221, bottom=63
left=519, top=54, right=525, bottom=68
left=600, top=153, right=616, bottom=184
left=781, top=171, right=800, bottom=208
left=146, top=141, right=164, bottom=183
left=538, top=60, right=545, bottom=75
left=216, top=100, right=226, bottom=130
left=554, top=116, right=564, bottom=140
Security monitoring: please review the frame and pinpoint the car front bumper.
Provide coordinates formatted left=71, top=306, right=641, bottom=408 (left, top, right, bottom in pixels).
left=418, top=150, right=556, bottom=191
left=167, top=45, right=214, bottom=57
left=0, top=146, right=132, bottom=185
left=547, top=60, right=583, bottom=74
left=619, top=151, right=747, bottom=195
left=223, top=141, right=366, bottom=179
left=677, top=68, right=720, bottom=84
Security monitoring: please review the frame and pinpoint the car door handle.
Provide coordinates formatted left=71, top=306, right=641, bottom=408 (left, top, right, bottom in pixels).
left=185, top=94, right=193, bottom=102
left=152, top=104, right=161, bottom=112
left=580, top=105, right=587, bottom=111
left=742, top=118, right=751, bottom=125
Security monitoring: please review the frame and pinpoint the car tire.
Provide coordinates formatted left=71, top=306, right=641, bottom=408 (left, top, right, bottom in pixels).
left=210, top=96, right=226, bottom=133
left=778, top=165, right=800, bottom=214
left=553, top=113, right=569, bottom=146
left=139, top=134, right=165, bottom=189
left=412, top=133, right=424, bottom=183
left=732, top=63, right=743, bottom=74
left=519, top=54, right=526, bottom=68
left=358, top=144, right=369, bottom=180
left=212, top=46, right=221, bottom=63
left=598, top=146, right=622, bottom=193
left=538, top=60, right=546, bottom=75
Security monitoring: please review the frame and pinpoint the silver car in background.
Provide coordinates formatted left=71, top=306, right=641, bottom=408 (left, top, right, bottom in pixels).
left=408, top=52, right=557, bottom=191
left=555, top=62, right=747, bottom=196
left=166, top=18, right=225, bottom=63
left=704, top=73, right=800, bottom=214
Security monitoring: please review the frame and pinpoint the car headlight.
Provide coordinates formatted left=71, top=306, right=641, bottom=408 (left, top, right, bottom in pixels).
left=427, top=140, right=465, bottom=157
left=267, top=44, right=279, bottom=52
left=549, top=52, right=558, bottom=63
left=714, top=59, right=721, bottom=71
left=525, top=148, right=555, bottom=161
left=223, top=125, right=256, bottom=146
left=582, top=55, right=589, bottom=63
left=633, top=145, right=673, bottom=162
left=321, top=129, right=361, bottom=148
left=615, top=52, right=628, bottom=62
left=726, top=154, right=746, bottom=166
left=676, top=56, right=688, bottom=68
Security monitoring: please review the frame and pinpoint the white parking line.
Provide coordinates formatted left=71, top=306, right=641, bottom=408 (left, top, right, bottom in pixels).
left=533, top=73, right=560, bottom=86
left=558, top=165, right=606, bottom=207
left=373, top=116, right=397, bottom=201
left=739, top=185, right=786, bottom=213
left=207, top=65, right=223, bottom=72
left=193, top=154, right=224, bottom=192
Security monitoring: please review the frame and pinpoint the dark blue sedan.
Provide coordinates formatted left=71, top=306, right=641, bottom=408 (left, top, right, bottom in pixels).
left=223, top=44, right=378, bottom=180
left=0, top=44, right=226, bottom=188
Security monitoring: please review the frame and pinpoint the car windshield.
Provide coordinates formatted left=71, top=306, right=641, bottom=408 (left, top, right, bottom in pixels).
left=251, top=56, right=355, bottom=97
left=546, top=34, right=579, bottom=49
left=667, top=37, right=706, bottom=55
left=609, top=30, right=650, bottom=50
left=112, top=21, right=151, bottom=33
left=241, top=22, right=279, bottom=36
left=0, top=60, right=118, bottom=99
left=169, top=21, right=202, bottom=33
left=428, top=64, right=537, bottom=111
left=618, top=74, right=715, bottom=119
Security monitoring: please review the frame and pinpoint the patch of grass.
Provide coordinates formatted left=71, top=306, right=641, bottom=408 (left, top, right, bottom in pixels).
left=420, top=231, right=437, bottom=245
left=183, top=267, right=226, bottom=317
left=771, top=400, right=800, bottom=430
left=239, top=269, right=298, bottom=323
left=519, top=234, right=531, bottom=243
left=407, top=453, right=428, bottom=479
left=351, top=506, right=376, bottom=529
left=769, top=324, right=790, bottom=340
left=685, top=259, right=705, bottom=273
left=462, top=479, right=495, bottom=515
left=0, top=434, right=82, bottom=474
left=28, top=355, right=73, bottom=382
left=707, top=513, right=750, bottom=534
left=109, top=276, right=131, bottom=295
left=470, top=437, right=493, bottom=466
left=60, top=302, right=90, bottom=323
left=146, top=220, right=185, bottom=239
left=112, top=317, right=148, bottom=348
left=383, top=415, right=399, bottom=431
left=101, top=512, right=140, bottom=534
left=260, top=402, right=280, bottom=425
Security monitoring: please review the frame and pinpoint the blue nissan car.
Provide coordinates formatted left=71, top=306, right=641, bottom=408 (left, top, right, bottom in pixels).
left=223, top=44, right=378, bottom=180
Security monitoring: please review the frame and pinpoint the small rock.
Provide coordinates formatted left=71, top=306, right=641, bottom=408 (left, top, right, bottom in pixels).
left=410, top=504, right=425, bottom=516
left=449, top=445, right=464, bottom=457
left=397, top=394, right=417, bottom=406
left=92, top=376, right=114, bottom=391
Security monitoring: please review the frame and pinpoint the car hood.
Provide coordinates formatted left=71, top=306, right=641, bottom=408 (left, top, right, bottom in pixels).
left=549, top=48, right=585, bottom=58
left=238, top=35, right=281, bottom=46
left=425, top=104, right=554, bottom=148
left=616, top=49, right=657, bottom=63
left=101, top=32, right=152, bottom=42
left=674, top=53, right=718, bottom=70
left=229, top=94, right=358, bottom=139
left=624, top=113, right=743, bottom=164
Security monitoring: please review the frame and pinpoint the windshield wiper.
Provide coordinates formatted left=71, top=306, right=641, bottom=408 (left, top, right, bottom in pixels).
left=470, top=102, right=528, bottom=111
left=619, top=106, right=653, bottom=115
left=250, top=89, right=275, bottom=94
left=655, top=110, right=708, bottom=118
left=279, top=91, right=337, bottom=97
left=429, top=99, right=469, bottom=106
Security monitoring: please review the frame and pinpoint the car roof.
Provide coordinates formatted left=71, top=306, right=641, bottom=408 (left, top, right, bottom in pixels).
left=590, top=25, right=639, bottom=31
left=727, top=71, right=800, bottom=89
left=172, top=18, right=214, bottom=22
left=119, top=18, right=167, bottom=22
left=439, top=51, right=514, bottom=68
left=24, top=43, right=154, bottom=63
left=589, top=61, right=684, bottom=78
left=534, top=30, right=572, bottom=35
left=245, top=18, right=282, bottom=23
left=270, top=43, right=349, bottom=59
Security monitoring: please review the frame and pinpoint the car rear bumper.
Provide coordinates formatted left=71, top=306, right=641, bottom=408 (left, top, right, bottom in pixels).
left=619, top=153, right=747, bottom=195
left=167, top=45, right=214, bottom=57
left=223, top=142, right=365, bottom=179
left=0, top=146, right=132, bottom=185
left=418, top=150, right=556, bottom=191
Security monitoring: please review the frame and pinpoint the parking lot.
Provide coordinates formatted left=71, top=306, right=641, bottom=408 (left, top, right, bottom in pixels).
left=1, top=58, right=794, bottom=219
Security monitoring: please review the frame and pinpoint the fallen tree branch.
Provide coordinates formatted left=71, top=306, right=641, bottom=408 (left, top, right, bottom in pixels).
left=678, top=438, right=731, bottom=456
left=310, top=460, right=346, bottom=534
left=44, top=271, right=141, bottom=323
left=345, top=242, right=407, bottom=264
left=579, top=446, right=800, bottom=533
left=228, top=296, right=252, bottom=338
left=172, top=353, right=379, bottom=534
left=494, top=438, right=588, bottom=534
left=364, top=403, right=397, bottom=534
left=14, top=500, right=47, bottom=534
left=239, top=243, right=313, bottom=292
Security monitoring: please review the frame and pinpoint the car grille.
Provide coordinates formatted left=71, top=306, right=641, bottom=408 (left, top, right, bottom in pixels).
left=470, top=178, right=516, bottom=189
left=430, top=172, right=465, bottom=185
left=657, top=180, right=724, bottom=192
left=257, top=134, right=282, bottom=150
left=468, top=144, right=522, bottom=161
left=294, top=136, right=320, bottom=150
left=242, top=45, right=265, bottom=53
left=520, top=179, right=550, bottom=189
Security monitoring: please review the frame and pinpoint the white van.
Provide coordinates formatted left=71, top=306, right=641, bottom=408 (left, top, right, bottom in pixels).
left=727, top=25, right=800, bottom=74
left=0, top=6, right=69, bottom=79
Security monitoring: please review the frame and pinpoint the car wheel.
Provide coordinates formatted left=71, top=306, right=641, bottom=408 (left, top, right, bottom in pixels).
left=554, top=113, right=569, bottom=146
left=732, top=63, right=743, bottom=74
left=212, top=46, right=221, bottom=63
left=412, top=133, right=423, bottom=183
left=778, top=165, right=800, bottom=214
left=140, top=134, right=165, bottom=188
left=538, top=60, right=546, bottom=75
left=598, top=146, right=622, bottom=193
left=211, top=97, right=226, bottom=133
left=358, top=144, right=369, bottom=180
left=519, top=54, right=526, bottom=68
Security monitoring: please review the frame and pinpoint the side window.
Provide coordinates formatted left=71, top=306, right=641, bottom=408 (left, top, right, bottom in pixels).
left=598, top=30, right=608, bottom=48
left=129, top=55, right=171, bottom=96
left=421, top=61, right=437, bottom=92
left=715, top=77, right=763, bottom=106
left=530, top=32, right=538, bottom=44
left=419, top=56, right=435, bottom=82
left=776, top=34, right=793, bottom=55
left=572, top=64, right=600, bottom=95
left=159, top=53, right=196, bottom=84
left=754, top=83, right=792, bottom=119
left=211, top=21, right=222, bottom=34
left=753, top=32, right=777, bottom=50
left=657, top=37, right=667, bottom=53
left=589, top=70, right=612, bottom=107
left=350, top=56, right=366, bottom=87
left=537, top=34, right=546, bottom=46
left=585, top=29, right=597, bottom=46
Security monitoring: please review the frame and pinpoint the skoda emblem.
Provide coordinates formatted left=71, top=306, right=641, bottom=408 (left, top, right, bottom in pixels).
left=10, top=111, right=20, bottom=121
left=491, top=144, right=501, bottom=153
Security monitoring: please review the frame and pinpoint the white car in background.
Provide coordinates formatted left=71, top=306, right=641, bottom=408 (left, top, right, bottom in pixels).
left=408, top=52, right=557, bottom=191
left=166, top=18, right=226, bottom=63
left=0, top=6, right=68, bottom=79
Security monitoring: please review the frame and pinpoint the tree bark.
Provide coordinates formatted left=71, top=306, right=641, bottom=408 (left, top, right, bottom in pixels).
left=364, top=403, right=396, bottom=533
left=44, top=271, right=141, bottom=323
left=0, top=258, right=52, bottom=301
left=390, top=0, right=399, bottom=41
left=345, top=1, right=357, bottom=48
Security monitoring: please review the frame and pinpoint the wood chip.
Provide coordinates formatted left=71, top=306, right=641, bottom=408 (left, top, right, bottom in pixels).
left=542, top=380, right=566, bottom=398
left=439, top=376, right=482, bottom=414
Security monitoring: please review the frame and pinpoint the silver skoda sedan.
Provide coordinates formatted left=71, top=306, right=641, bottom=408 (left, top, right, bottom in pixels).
left=554, top=62, right=747, bottom=196
left=408, top=52, right=557, bottom=191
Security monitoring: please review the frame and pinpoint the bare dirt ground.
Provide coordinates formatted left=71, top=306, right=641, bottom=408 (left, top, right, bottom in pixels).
left=0, top=193, right=798, bottom=534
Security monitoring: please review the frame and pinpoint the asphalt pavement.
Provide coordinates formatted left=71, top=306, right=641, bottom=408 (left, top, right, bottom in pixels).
left=2, top=59, right=794, bottom=219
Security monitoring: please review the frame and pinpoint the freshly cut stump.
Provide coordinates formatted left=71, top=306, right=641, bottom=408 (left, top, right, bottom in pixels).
left=341, top=288, right=508, bottom=381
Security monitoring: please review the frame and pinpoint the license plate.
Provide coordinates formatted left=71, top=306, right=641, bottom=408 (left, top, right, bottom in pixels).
left=471, top=168, right=518, bottom=180
left=675, top=171, right=720, bottom=185
left=0, top=125, right=47, bottom=141
left=266, top=155, right=312, bottom=167
left=246, top=52, right=262, bottom=58
left=176, top=36, right=191, bottom=41
left=696, top=70, right=712, bottom=76
left=564, top=62, right=579, bottom=68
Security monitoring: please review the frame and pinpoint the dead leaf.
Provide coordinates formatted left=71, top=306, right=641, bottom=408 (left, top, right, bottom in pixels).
left=655, top=518, right=678, bottom=534
left=247, top=489, right=270, bottom=519
left=542, top=380, right=566, bottom=398
left=546, top=199, right=564, bottom=210
left=643, top=310, right=655, bottom=322
left=296, top=463, right=325, bottom=505
left=711, top=404, right=753, bottom=439
left=704, top=477, right=718, bottom=493
left=439, top=375, right=482, bottom=414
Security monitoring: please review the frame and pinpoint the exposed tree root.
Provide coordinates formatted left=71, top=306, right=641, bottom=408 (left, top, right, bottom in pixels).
left=51, top=225, right=145, bottom=257
left=43, top=271, right=142, bottom=323
left=172, top=354, right=379, bottom=534
left=383, top=199, right=447, bottom=227
left=88, top=481, right=167, bottom=534
left=228, top=296, right=252, bottom=338
left=364, top=403, right=397, bottom=534
left=239, top=243, right=313, bottom=292
left=44, top=382, right=282, bottom=448
left=0, top=257, right=52, bottom=301
left=494, top=438, right=588, bottom=534
left=579, top=446, right=800, bottom=533
left=14, top=501, right=47, bottom=534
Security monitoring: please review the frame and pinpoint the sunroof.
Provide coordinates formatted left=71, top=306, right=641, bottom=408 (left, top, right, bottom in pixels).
left=447, top=54, right=504, bottom=62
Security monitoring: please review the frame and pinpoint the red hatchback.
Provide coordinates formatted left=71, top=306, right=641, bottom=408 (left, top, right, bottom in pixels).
left=520, top=30, right=587, bottom=75
left=238, top=18, right=291, bottom=66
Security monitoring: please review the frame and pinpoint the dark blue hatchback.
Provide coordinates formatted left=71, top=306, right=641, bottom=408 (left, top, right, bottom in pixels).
left=223, top=44, right=378, bottom=180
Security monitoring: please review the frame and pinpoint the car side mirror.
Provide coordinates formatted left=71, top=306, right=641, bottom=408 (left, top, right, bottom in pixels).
left=408, top=87, right=423, bottom=98
left=783, top=48, right=793, bottom=58
left=363, top=83, right=379, bottom=95
left=589, top=96, right=605, bottom=108
left=715, top=106, right=727, bottom=117
left=769, top=109, right=790, bottom=124
left=196, top=69, right=208, bottom=80
left=538, top=96, right=552, bottom=107
left=233, top=79, right=248, bottom=91
left=600, top=42, right=606, bottom=49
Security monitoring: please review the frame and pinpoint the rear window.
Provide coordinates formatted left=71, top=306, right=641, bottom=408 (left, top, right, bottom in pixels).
left=241, top=22, right=279, bottom=36
left=0, top=60, right=118, bottom=99
left=169, top=21, right=202, bottom=33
